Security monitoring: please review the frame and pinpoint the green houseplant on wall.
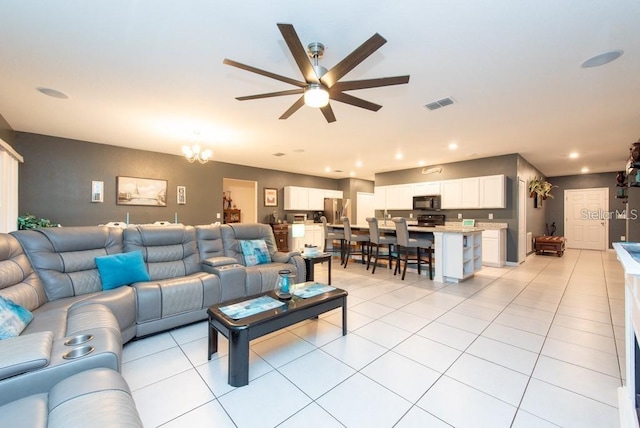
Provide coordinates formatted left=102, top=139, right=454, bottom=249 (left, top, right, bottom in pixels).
left=529, top=177, right=558, bottom=200
left=17, top=213, right=60, bottom=230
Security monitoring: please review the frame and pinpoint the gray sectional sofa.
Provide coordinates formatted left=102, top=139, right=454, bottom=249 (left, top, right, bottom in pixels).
left=0, top=222, right=305, bottom=423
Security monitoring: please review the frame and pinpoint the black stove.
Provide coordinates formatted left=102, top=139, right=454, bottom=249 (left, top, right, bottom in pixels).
left=417, top=214, right=445, bottom=227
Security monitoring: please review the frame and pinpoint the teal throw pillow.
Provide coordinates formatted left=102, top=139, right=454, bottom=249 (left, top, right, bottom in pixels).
left=0, top=295, right=34, bottom=340
left=96, top=251, right=150, bottom=290
left=240, top=240, right=271, bottom=267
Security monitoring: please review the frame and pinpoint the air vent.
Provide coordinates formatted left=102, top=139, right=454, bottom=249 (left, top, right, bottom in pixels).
left=333, top=169, right=343, bottom=173
left=425, top=97, right=455, bottom=111
left=272, top=152, right=286, bottom=157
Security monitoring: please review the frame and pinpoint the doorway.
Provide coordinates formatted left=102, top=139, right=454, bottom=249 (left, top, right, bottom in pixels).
left=518, top=178, right=527, bottom=263
left=222, top=178, right=257, bottom=223
left=564, top=188, right=609, bottom=250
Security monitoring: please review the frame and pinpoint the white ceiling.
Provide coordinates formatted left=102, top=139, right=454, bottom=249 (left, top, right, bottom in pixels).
left=1, top=1, right=638, bottom=180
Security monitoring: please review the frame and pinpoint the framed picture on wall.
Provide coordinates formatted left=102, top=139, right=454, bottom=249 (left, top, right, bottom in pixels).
left=116, top=176, right=167, bottom=207
left=264, top=188, right=278, bottom=207
left=177, top=186, right=186, bottom=205
left=91, top=180, right=104, bottom=203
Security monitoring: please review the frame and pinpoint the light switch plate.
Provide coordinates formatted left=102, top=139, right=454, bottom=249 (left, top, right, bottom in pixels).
left=216, top=213, right=221, bottom=219
left=488, top=213, right=493, bottom=219
left=458, top=213, right=462, bottom=219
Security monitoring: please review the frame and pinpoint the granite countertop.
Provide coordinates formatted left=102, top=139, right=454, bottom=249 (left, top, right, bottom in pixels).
left=445, top=221, right=508, bottom=230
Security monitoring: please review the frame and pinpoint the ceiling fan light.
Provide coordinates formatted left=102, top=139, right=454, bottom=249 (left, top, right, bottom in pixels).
left=304, top=84, right=329, bottom=108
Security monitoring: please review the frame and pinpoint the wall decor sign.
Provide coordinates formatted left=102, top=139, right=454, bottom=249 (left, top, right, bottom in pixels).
left=177, top=186, right=186, bottom=205
left=116, top=176, right=167, bottom=207
left=264, top=188, right=278, bottom=207
left=91, top=180, right=104, bottom=203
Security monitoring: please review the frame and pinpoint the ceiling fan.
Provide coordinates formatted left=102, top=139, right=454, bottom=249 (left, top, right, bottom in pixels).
left=223, top=23, right=410, bottom=123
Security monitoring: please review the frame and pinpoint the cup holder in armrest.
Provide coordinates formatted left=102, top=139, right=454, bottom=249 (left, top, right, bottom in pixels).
left=64, top=334, right=94, bottom=346
left=62, top=346, right=95, bottom=360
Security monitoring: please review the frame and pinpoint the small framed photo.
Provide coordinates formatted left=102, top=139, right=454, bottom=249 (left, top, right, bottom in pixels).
left=177, top=186, right=186, bottom=205
left=91, top=180, right=104, bottom=203
left=264, top=188, right=278, bottom=207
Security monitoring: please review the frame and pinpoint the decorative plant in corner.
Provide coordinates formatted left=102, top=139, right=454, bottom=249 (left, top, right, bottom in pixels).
left=529, top=177, right=558, bottom=200
left=17, top=213, right=60, bottom=230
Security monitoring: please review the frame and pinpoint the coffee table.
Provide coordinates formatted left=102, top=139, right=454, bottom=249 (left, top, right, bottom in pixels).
left=207, top=283, right=347, bottom=387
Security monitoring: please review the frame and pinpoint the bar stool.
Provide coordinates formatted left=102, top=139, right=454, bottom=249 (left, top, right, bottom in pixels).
left=341, top=216, right=369, bottom=268
left=321, top=215, right=345, bottom=264
left=366, top=217, right=396, bottom=274
left=392, top=217, right=433, bottom=280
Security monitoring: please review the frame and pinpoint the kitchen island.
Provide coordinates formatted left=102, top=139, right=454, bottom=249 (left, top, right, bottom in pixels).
left=331, top=222, right=483, bottom=283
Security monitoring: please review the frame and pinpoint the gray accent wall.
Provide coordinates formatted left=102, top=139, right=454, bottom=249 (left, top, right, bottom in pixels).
left=375, top=154, right=547, bottom=263
left=13, top=132, right=341, bottom=227
left=546, top=172, right=628, bottom=247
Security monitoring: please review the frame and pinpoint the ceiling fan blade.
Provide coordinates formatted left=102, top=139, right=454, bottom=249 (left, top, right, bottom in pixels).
left=320, top=104, right=336, bottom=123
left=330, top=91, right=382, bottom=112
left=279, top=96, right=306, bottom=120
left=277, top=23, right=318, bottom=83
left=236, top=89, right=304, bottom=101
left=223, top=58, right=306, bottom=88
left=320, top=33, right=387, bottom=88
left=332, top=75, right=410, bottom=92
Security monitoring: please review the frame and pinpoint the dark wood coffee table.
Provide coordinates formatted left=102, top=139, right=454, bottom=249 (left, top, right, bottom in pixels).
left=207, top=284, right=347, bottom=387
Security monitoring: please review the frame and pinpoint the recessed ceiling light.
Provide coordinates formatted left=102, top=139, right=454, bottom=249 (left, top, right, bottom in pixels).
left=355, top=160, right=363, bottom=167
left=350, top=171, right=355, bottom=177
left=324, top=167, right=331, bottom=172
left=449, top=143, right=458, bottom=150
left=395, top=153, right=403, bottom=160
left=581, top=167, right=589, bottom=173
left=581, top=50, right=623, bottom=68
left=569, top=152, right=579, bottom=159
left=36, top=87, right=69, bottom=99
left=418, top=160, right=425, bottom=166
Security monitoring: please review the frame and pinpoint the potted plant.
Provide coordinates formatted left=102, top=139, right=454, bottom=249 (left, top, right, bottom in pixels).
left=529, top=177, right=558, bottom=200
left=17, top=213, right=60, bottom=230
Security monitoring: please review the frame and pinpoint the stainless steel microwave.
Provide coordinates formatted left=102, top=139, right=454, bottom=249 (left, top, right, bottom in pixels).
left=413, top=195, right=441, bottom=211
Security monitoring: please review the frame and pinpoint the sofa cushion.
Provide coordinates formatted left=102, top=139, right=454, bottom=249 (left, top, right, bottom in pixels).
left=240, top=239, right=271, bottom=267
left=96, top=251, right=150, bottom=290
left=0, top=296, right=34, bottom=339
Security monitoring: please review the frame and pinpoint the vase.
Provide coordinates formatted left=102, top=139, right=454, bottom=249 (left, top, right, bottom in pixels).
left=275, top=269, right=294, bottom=300
left=617, top=171, right=626, bottom=186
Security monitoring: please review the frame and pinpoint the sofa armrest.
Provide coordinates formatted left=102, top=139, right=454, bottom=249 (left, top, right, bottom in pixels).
left=202, top=256, right=238, bottom=268
left=271, top=251, right=301, bottom=263
left=0, top=331, right=53, bottom=381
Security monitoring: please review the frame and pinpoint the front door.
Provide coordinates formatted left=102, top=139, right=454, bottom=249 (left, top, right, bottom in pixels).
left=564, top=188, right=608, bottom=250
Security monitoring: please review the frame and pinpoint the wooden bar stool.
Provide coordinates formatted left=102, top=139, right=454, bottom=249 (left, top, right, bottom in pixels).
left=392, top=217, right=433, bottom=280
left=366, top=217, right=396, bottom=274
left=341, top=216, right=369, bottom=268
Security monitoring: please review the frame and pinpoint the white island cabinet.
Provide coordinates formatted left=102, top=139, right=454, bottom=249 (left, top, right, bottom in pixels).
left=482, top=228, right=506, bottom=267
left=433, top=229, right=483, bottom=283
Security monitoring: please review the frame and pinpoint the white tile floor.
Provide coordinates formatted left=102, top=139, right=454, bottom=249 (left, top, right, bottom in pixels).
left=122, top=249, right=625, bottom=427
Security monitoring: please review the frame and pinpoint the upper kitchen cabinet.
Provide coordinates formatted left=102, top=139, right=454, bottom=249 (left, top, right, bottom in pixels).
left=374, top=184, right=413, bottom=210
left=413, top=181, right=440, bottom=196
left=441, top=178, right=479, bottom=209
left=440, top=175, right=505, bottom=209
left=479, top=175, right=506, bottom=208
left=284, top=186, right=344, bottom=211
left=284, top=186, right=309, bottom=210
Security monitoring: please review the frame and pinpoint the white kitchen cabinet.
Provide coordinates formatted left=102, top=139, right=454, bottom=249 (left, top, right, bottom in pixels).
left=479, top=175, right=505, bottom=208
left=482, top=228, right=506, bottom=267
left=413, top=181, right=440, bottom=196
left=284, top=186, right=308, bottom=210
left=289, top=224, right=324, bottom=251
left=385, top=184, right=413, bottom=210
left=374, top=186, right=387, bottom=210
left=461, top=177, right=480, bottom=208
left=441, top=180, right=462, bottom=209
left=324, top=190, right=343, bottom=199
left=308, top=188, right=326, bottom=210
left=434, top=230, right=483, bottom=283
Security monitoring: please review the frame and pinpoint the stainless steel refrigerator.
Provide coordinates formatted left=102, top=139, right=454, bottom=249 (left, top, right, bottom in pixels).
left=324, top=198, right=345, bottom=224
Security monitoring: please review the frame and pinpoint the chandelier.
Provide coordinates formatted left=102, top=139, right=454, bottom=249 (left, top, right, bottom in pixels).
left=182, top=144, right=212, bottom=164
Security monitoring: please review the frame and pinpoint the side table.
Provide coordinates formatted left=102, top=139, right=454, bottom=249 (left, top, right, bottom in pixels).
left=302, top=252, right=332, bottom=284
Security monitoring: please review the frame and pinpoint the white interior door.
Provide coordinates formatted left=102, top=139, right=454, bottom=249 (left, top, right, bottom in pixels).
left=518, top=178, right=526, bottom=262
left=564, top=188, right=608, bottom=250
left=356, top=192, right=375, bottom=226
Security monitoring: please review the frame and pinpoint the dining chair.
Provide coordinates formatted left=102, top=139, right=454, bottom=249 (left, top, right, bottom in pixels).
left=366, top=217, right=396, bottom=274
left=341, top=216, right=370, bottom=268
left=321, top=215, right=345, bottom=264
left=392, top=217, right=433, bottom=280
